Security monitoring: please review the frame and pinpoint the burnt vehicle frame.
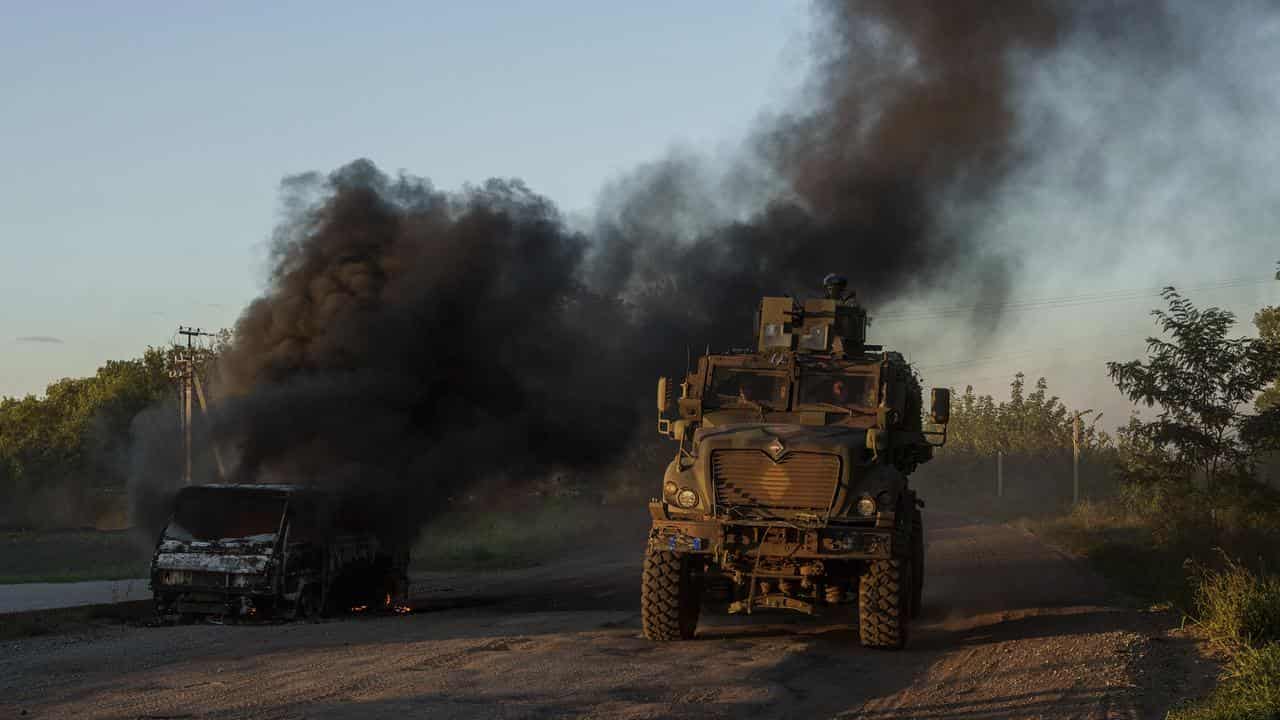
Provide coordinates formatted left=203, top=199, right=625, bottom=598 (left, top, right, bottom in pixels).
left=150, top=483, right=409, bottom=622
left=642, top=275, right=950, bottom=648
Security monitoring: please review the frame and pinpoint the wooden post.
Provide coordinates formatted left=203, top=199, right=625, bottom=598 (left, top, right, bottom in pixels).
left=997, top=451, right=1004, bottom=498
left=175, top=326, right=215, bottom=487
left=183, top=368, right=192, bottom=486
left=1072, top=414, right=1081, bottom=506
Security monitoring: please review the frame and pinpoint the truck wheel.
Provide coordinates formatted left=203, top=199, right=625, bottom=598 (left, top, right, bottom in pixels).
left=295, top=587, right=321, bottom=621
left=153, top=594, right=174, bottom=624
left=641, top=549, right=701, bottom=641
left=911, top=508, right=924, bottom=619
left=858, top=557, right=910, bottom=649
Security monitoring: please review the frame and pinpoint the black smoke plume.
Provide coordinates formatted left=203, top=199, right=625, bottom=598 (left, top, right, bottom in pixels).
left=134, top=1, right=1144, bottom=541
left=204, top=168, right=635, bottom=543
left=593, top=0, right=1065, bottom=350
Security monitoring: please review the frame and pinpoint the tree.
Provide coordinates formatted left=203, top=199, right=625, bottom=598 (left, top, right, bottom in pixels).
left=0, top=349, right=176, bottom=506
left=1107, top=288, right=1280, bottom=489
left=1240, top=302, right=1280, bottom=452
left=1254, top=305, right=1280, bottom=412
left=943, top=373, right=1106, bottom=456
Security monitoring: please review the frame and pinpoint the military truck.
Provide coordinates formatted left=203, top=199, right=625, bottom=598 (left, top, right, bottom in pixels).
left=642, top=275, right=950, bottom=649
left=151, top=483, right=409, bottom=622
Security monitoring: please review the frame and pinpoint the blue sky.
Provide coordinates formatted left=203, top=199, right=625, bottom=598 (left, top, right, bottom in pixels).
left=0, top=1, right=808, bottom=398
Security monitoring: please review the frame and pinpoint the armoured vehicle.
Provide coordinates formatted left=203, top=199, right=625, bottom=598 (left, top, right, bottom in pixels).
left=642, top=275, right=950, bottom=649
left=151, top=483, right=409, bottom=622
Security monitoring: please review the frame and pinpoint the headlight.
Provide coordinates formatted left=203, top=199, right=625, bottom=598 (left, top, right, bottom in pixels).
left=675, top=489, right=699, bottom=509
left=855, top=496, right=877, bottom=517
left=663, top=481, right=679, bottom=497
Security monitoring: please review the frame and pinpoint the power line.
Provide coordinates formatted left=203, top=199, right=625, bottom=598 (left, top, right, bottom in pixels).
left=888, top=276, right=1268, bottom=319
left=901, top=278, right=1276, bottom=375
left=873, top=276, right=1274, bottom=324
left=913, top=329, right=1144, bottom=373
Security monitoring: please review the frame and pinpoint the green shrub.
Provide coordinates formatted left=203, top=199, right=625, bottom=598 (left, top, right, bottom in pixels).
left=1169, top=643, right=1280, bottom=720
left=1191, top=557, right=1280, bottom=648
left=0, top=529, right=150, bottom=584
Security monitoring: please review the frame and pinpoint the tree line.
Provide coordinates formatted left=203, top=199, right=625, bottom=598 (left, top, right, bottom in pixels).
left=920, top=288, right=1280, bottom=510
left=1, top=288, right=1276, bottom=528
left=0, top=342, right=225, bottom=528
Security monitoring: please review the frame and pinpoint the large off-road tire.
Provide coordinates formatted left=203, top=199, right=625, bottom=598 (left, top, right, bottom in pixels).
left=911, top=508, right=925, bottom=619
left=858, top=556, right=911, bottom=649
left=641, top=549, right=701, bottom=641
left=292, top=586, right=321, bottom=622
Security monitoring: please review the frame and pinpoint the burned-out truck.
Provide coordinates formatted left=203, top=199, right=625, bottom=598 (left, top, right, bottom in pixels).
left=642, top=275, right=950, bottom=649
left=151, top=484, right=409, bottom=622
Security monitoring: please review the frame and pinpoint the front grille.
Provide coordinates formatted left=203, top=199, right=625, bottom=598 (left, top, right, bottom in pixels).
left=189, top=571, right=227, bottom=588
left=712, top=450, right=841, bottom=511
left=159, top=570, right=225, bottom=588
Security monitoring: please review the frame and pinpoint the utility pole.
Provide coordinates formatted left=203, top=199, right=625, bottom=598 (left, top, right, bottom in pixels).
left=1072, top=409, right=1097, bottom=506
left=997, top=451, right=1004, bottom=499
left=173, top=326, right=218, bottom=486
left=1072, top=415, right=1080, bottom=506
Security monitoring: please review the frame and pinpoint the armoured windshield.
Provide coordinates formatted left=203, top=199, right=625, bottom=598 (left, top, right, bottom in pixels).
left=705, top=367, right=790, bottom=410
left=798, top=373, right=877, bottom=409
left=163, top=488, right=287, bottom=542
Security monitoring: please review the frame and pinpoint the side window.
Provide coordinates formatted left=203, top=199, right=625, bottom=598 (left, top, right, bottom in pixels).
left=288, top=497, right=323, bottom=543
left=331, top=498, right=375, bottom=535
left=885, top=375, right=906, bottom=414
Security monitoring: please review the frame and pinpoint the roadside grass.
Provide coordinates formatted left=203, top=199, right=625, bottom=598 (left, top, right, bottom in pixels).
left=1191, top=558, right=1280, bottom=648
left=411, top=500, right=643, bottom=571
left=0, top=529, right=150, bottom=584
left=1020, top=500, right=1280, bottom=720
left=1168, top=614, right=1280, bottom=720
left=1168, top=560, right=1280, bottom=720
left=0, top=600, right=153, bottom=641
left=1016, top=504, right=1194, bottom=609
left=1167, top=643, right=1280, bottom=720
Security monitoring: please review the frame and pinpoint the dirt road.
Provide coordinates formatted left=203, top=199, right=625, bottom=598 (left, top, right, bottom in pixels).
left=0, top=513, right=1215, bottom=719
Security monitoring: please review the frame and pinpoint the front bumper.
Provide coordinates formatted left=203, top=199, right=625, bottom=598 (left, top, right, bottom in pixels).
left=151, top=569, right=278, bottom=615
left=149, top=573, right=277, bottom=614
left=647, top=502, right=893, bottom=560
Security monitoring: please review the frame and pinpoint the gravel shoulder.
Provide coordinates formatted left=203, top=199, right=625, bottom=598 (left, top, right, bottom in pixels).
left=0, top=513, right=1219, bottom=719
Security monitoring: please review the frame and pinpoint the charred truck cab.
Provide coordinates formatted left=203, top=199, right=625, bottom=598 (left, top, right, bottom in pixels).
left=150, top=484, right=409, bottom=622
left=642, top=275, right=950, bottom=649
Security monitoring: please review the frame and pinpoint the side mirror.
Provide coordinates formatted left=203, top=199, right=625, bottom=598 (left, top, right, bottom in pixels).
left=929, top=388, right=951, bottom=425
left=657, top=377, right=672, bottom=414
